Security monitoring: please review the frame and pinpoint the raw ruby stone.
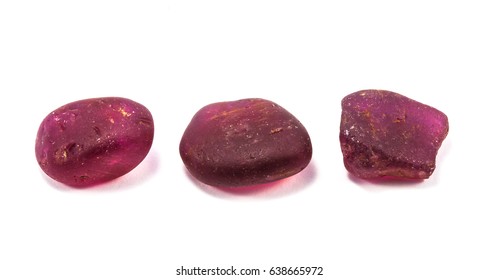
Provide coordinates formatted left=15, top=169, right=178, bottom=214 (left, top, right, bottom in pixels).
left=340, top=90, right=449, bottom=179
left=35, top=97, right=154, bottom=187
left=180, top=98, right=312, bottom=187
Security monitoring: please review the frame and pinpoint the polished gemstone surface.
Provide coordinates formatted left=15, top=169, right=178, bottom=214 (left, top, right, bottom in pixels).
left=35, top=97, right=154, bottom=187
left=180, top=98, right=312, bottom=187
left=340, top=90, right=449, bottom=179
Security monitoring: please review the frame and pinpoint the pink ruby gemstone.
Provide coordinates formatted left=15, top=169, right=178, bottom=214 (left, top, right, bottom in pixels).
left=35, top=97, right=154, bottom=187
left=340, top=90, right=449, bottom=180
left=180, top=98, right=312, bottom=187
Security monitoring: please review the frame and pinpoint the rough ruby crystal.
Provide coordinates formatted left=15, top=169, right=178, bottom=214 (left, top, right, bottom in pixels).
left=35, top=97, right=154, bottom=187
left=180, top=98, right=312, bottom=187
left=340, top=90, right=449, bottom=179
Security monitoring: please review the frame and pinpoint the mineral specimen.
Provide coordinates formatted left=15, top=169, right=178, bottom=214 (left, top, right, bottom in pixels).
left=180, top=98, right=312, bottom=187
left=340, top=90, right=449, bottom=180
left=35, top=97, right=154, bottom=187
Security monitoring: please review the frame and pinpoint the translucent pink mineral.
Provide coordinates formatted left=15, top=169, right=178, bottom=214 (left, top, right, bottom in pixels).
left=340, top=90, right=449, bottom=180
left=35, top=97, right=154, bottom=187
left=180, top=98, right=312, bottom=187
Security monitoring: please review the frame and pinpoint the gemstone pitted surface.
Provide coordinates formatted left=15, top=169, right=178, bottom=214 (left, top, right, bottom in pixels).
left=340, top=90, right=449, bottom=180
left=35, top=97, right=154, bottom=187
left=180, top=98, right=312, bottom=187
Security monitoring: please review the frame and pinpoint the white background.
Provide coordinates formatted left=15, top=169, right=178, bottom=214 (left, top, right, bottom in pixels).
left=1, top=1, right=497, bottom=279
